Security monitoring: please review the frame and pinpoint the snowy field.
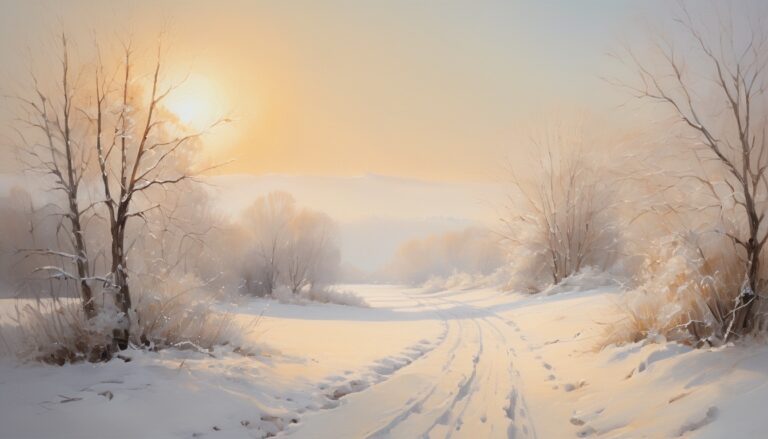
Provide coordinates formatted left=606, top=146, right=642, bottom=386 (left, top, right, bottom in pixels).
left=2, top=284, right=768, bottom=438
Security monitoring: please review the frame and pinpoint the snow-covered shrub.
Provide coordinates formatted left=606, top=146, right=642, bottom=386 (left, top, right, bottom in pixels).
left=131, top=274, right=246, bottom=351
left=303, top=288, right=368, bottom=307
left=603, top=232, right=757, bottom=347
left=422, top=272, right=481, bottom=292
left=1, top=275, right=252, bottom=364
left=616, top=2, right=768, bottom=338
left=271, top=285, right=368, bottom=307
left=502, top=130, right=623, bottom=293
left=1, top=298, right=112, bottom=364
left=538, top=266, right=620, bottom=296
left=421, top=267, right=512, bottom=293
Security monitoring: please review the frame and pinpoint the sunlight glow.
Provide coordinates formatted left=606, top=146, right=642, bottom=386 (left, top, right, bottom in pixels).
left=163, top=74, right=222, bottom=131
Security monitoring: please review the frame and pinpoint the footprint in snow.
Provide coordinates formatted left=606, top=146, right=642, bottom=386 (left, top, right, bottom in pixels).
left=577, top=426, right=597, bottom=437
left=563, top=380, right=587, bottom=392
left=677, top=406, right=718, bottom=436
left=570, top=407, right=605, bottom=428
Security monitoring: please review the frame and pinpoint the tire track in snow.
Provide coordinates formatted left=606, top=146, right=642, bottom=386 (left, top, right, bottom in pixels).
left=384, top=294, right=531, bottom=439
left=364, top=294, right=478, bottom=438
left=319, top=292, right=455, bottom=401
left=284, top=293, right=469, bottom=438
left=490, top=316, right=537, bottom=439
left=321, top=330, right=447, bottom=402
left=431, top=295, right=537, bottom=439
left=370, top=292, right=535, bottom=439
left=482, top=311, right=538, bottom=439
left=436, top=318, right=485, bottom=438
left=373, top=314, right=482, bottom=438
left=435, top=302, right=509, bottom=438
left=284, top=289, right=536, bottom=439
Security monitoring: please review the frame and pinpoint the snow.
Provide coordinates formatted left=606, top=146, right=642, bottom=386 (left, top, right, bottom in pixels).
left=2, top=283, right=768, bottom=438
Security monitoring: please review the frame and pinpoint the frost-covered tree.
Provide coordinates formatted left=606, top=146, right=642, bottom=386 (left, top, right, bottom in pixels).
left=615, top=4, right=768, bottom=338
left=87, top=41, right=227, bottom=348
left=237, top=192, right=340, bottom=296
left=11, top=35, right=97, bottom=318
left=502, top=127, right=620, bottom=290
left=10, top=32, right=227, bottom=352
left=240, top=192, right=295, bottom=296
left=284, top=209, right=339, bottom=294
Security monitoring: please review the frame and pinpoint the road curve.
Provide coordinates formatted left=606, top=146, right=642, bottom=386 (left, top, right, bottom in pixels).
left=286, top=289, right=535, bottom=439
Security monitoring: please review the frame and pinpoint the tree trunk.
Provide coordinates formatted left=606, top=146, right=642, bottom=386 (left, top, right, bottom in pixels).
left=110, top=220, right=132, bottom=350
left=733, top=239, right=760, bottom=335
left=70, top=212, right=95, bottom=319
left=734, top=196, right=762, bottom=335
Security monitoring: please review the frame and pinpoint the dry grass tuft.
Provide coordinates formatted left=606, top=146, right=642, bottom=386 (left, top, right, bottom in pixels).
left=603, top=232, right=751, bottom=348
left=132, top=276, right=244, bottom=351
left=1, top=275, right=253, bottom=364
left=3, top=298, right=112, bottom=364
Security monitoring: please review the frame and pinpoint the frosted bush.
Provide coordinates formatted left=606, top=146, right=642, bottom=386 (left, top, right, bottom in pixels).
left=1, top=274, right=252, bottom=364
left=501, top=135, right=623, bottom=293
left=385, top=227, right=506, bottom=285
left=1, top=298, right=112, bottom=364
left=131, top=274, right=247, bottom=351
left=271, top=285, right=368, bottom=307
left=422, top=267, right=512, bottom=293
left=303, top=288, right=368, bottom=307
left=604, top=232, right=749, bottom=347
left=539, top=266, right=620, bottom=296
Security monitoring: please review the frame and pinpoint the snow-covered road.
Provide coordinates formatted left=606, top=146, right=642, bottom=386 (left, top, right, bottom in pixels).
left=287, top=289, right=535, bottom=438
left=4, top=284, right=768, bottom=438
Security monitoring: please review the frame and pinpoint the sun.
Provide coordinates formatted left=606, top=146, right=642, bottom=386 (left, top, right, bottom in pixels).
left=163, top=74, right=222, bottom=131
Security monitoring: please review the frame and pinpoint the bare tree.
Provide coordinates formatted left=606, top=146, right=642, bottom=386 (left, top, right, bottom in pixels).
left=235, top=192, right=340, bottom=296
left=614, top=4, right=768, bottom=338
left=12, top=32, right=226, bottom=351
left=11, top=35, right=97, bottom=318
left=502, top=129, right=619, bottom=288
left=87, top=41, right=226, bottom=349
left=241, top=192, right=295, bottom=296
left=284, top=209, right=337, bottom=294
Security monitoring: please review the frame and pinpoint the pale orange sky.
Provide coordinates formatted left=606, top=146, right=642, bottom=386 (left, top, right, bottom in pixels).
left=1, top=0, right=762, bottom=270
left=0, top=0, right=672, bottom=180
left=0, top=0, right=739, bottom=182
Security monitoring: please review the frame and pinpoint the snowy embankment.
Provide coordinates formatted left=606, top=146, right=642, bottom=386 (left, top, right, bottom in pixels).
left=1, top=284, right=768, bottom=438
left=494, top=287, right=768, bottom=438
left=0, top=286, right=444, bottom=439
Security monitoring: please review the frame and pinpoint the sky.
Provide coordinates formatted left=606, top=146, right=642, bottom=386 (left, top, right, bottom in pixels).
left=0, top=0, right=675, bottom=181
left=1, top=0, right=758, bottom=271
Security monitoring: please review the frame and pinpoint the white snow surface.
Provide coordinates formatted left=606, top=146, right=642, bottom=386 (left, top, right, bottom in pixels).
left=1, top=284, right=768, bottom=438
